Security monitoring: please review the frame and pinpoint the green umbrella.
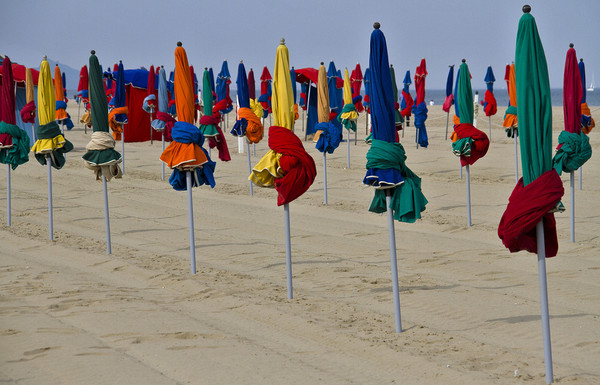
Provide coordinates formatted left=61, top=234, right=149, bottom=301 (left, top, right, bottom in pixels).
left=82, top=50, right=122, bottom=254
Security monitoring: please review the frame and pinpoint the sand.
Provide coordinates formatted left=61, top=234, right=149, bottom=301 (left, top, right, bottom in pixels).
left=0, top=102, right=598, bottom=384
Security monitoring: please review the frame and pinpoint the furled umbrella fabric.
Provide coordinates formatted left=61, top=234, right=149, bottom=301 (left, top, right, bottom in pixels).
left=483, top=66, right=498, bottom=117
left=216, top=60, right=233, bottom=115
left=389, top=65, right=404, bottom=134
left=198, top=69, right=220, bottom=138
left=363, top=25, right=427, bottom=223
left=231, top=62, right=264, bottom=143
left=314, top=63, right=342, bottom=153
left=259, top=66, right=272, bottom=118
left=338, top=68, right=359, bottom=132
left=327, top=61, right=341, bottom=113
left=498, top=8, right=564, bottom=258
left=442, top=65, right=455, bottom=113
left=109, top=61, right=128, bottom=140
left=579, top=60, right=595, bottom=134
left=503, top=63, right=518, bottom=137
left=54, top=65, right=68, bottom=123
left=82, top=51, right=122, bottom=181
left=412, top=59, right=428, bottom=148
left=451, top=61, right=490, bottom=166
left=151, top=67, right=175, bottom=141
left=31, top=58, right=73, bottom=169
left=0, top=56, right=30, bottom=169
left=247, top=68, right=263, bottom=121
left=250, top=39, right=316, bottom=206
left=160, top=43, right=215, bottom=191
left=552, top=46, right=591, bottom=175
left=363, top=67, right=371, bottom=114
left=351, top=63, right=364, bottom=112
left=143, top=65, right=157, bottom=114
left=400, top=70, right=414, bottom=120
left=20, top=68, right=37, bottom=124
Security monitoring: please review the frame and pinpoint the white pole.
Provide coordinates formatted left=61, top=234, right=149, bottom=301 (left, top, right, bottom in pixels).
left=186, top=171, right=196, bottom=274
left=536, top=220, right=554, bottom=384
left=385, top=190, right=402, bottom=333
left=301, top=109, right=305, bottom=132
left=346, top=129, right=350, bottom=169
left=305, top=82, right=311, bottom=141
left=102, top=174, right=111, bottom=254
left=7, top=165, right=11, bottom=226
left=284, top=203, right=293, bottom=299
left=466, top=164, right=472, bottom=227
left=47, top=156, right=53, bottom=241
left=246, top=141, right=253, bottom=196
left=570, top=171, right=575, bottom=243
left=323, top=152, right=328, bottom=205
left=445, top=112, right=449, bottom=140
left=161, top=133, right=165, bottom=181
left=416, top=125, right=419, bottom=149
left=208, top=147, right=212, bottom=159
left=515, top=134, right=519, bottom=182
left=579, top=167, right=582, bottom=190
left=150, top=113, right=153, bottom=144
left=460, top=163, right=463, bottom=179
left=121, top=127, right=125, bottom=175
left=238, top=137, right=244, bottom=154
left=253, top=143, right=256, bottom=156
left=32, top=124, right=36, bottom=141
left=488, top=116, right=492, bottom=141
left=355, top=128, right=357, bottom=145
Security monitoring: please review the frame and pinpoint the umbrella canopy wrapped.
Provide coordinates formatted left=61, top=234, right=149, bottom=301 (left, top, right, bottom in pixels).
left=503, top=63, right=518, bottom=137
left=483, top=66, right=498, bottom=117
left=290, top=67, right=299, bottom=121
left=200, top=68, right=231, bottom=161
left=231, top=62, right=264, bottom=143
left=250, top=39, right=316, bottom=206
left=498, top=8, right=564, bottom=258
left=31, top=58, right=73, bottom=169
left=314, top=63, right=342, bottom=153
left=248, top=68, right=256, bottom=99
left=412, top=59, right=429, bottom=147
left=0, top=56, right=30, bottom=168
left=451, top=60, right=490, bottom=166
left=327, top=61, right=341, bottom=112
left=216, top=60, right=233, bottom=114
left=143, top=65, right=157, bottom=113
left=389, top=65, right=404, bottom=132
left=82, top=50, right=122, bottom=181
left=20, top=68, right=37, bottom=124
left=151, top=67, right=175, bottom=140
left=77, top=65, right=89, bottom=103
left=160, top=43, right=215, bottom=191
left=109, top=61, right=128, bottom=140
left=363, top=67, right=371, bottom=113
left=579, top=60, right=595, bottom=134
left=338, top=68, right=359, bottom=132
left=442, top=65, right=454, bottom=113
left=551, top=45, right=591, bottom=175
left=258, top=66, right=272, bottom=118
left=400, top=70, right=413, bottom=118
left=351, top=63, right=364, bottom=112
left=363, top=23, right=427, bottom=223
left=54, top=65, right=68, bottom=122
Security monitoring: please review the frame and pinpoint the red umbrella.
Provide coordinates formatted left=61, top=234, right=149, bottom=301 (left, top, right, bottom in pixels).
left=247, top=68, right=256, bottom=99
left=351, top=63, right=364, bottom=112
left=259, top=66, right=272, bottom=114
left=0, top=57, right=16, bottom=126
left=413, top=58, right=428, bottom=148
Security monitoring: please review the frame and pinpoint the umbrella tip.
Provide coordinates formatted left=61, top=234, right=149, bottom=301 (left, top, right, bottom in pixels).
left=373, top=22, right=380, bottom=29
left=205, top=67, right=208, bottom=70
left=43, top=55, right=47, bottom=60
left=569, top=43, right=574, bottom=48
left=321, top=62, right=324, bottom=65
left=240, top=60, right=243, bottom=63
left=280, top=38, right=285, bottom=45
left=390, top=64, right=393, bottom=67
left=522, top=4, right=531, bottom=13
left=90, top=50, right=95, bottom=55
left=119, top=60, right=122, bottom=63
left=177, top=41, right=182, bottom=47
left=580, top=58, right=583, bottom=62
left=462, top=58, right=466, bottom=63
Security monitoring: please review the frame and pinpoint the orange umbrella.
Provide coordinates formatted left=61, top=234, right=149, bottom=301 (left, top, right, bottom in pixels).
left=54, top=65, right=68, bottom=123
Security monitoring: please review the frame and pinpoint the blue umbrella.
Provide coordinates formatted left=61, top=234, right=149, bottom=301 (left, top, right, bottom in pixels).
left=151, top=67, right=173, bottom=181
left=114, top=61, right=127, bottom=125
left=362, top=22, right=427, bottom=332
left=327, top=61, right=340, bottom=111
left=208, top=67, right=215, bottom=95
left=290, top=67, right=297, bottom=104
left=363, top=67, right=371, bottom=135
left=443, top=65, right=454, bottom=140
left=483, top=66, right=497, bottom=139
left=216, top=60, right=233, bottom=114
left=400, top=70, right=413, bottom=131
left=336, top=69, right=344, bottom=112
left=484, top=66, right=496, bottom=91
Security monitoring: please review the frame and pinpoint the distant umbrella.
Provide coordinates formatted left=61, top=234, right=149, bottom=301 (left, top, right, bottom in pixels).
left=339, top=67, right=359, bottom=168
left=413, top=59, right=428, bottom=148
left=20, top=68, right=37, bottom=127
left=216, top=60, right=233, bottom=115
left=400, top=70, right=413, bottom=129
left=389, top=64, right=404, bottom=136
left=259, top=66, right=272, bottom=118
left=152, top=67, right=175, bottom=181
left=579, top=59, right=595, bottom=134
left=351, top=63, right=364, bottom=113
left=442, top=65, right=454, bottom=140
left=483, top=66, right=498, bottom=139
left=54, top=65, right=71, bottom=131
left=109, top=61, right=128, bottom=173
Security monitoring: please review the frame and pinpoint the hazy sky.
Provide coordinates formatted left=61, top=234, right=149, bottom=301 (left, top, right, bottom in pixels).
left=1, top=0, right=598, bottom=89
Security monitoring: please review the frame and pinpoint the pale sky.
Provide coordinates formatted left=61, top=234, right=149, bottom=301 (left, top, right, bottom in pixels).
left=1, top=0, right=598, bottom=89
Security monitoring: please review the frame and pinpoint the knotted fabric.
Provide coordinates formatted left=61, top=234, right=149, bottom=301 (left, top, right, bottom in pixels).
left=364, top=139, right=427, bottom=223
left=20, top=101, right=36, bottom=124
left=413, top=101, right=428, bottom=148
left=82, top=131, right=122, bottom=181
left=315, top=121, right=342, bottom=154
left=503, top=105, right=518, bottom=137
left=108, top=106, right=128, bottom=140
left=152, top=111, right=175, bottom=141
left=0, top=121, right=29, bottom=169
left=451, top=123, right=489, bottom=166
left=498, top=170, right=564, bottom=258
left=581, top=103, right=594, bottom=134
left=442, top=94, right=453, bottom=113
left=338, top=103, right=358, bottom=132
left=552, top=131, right=592, bottom=175
left=483, top=90, right=497, bottom=117
left=31, top=121, right=73, bottom=169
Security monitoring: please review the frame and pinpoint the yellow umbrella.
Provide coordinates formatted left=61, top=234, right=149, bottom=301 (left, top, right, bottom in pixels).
left=272, top=41, right=294, bottom=131
left=25, top=68, right=35, bottom=104
left=343, top=68, right=353, bottom=105
left=37, top=59, right=55, bottom=126
left=340, top=68, right=359, bottom=167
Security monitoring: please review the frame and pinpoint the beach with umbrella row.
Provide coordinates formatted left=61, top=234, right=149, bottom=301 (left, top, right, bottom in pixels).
left=0, top=8, right=599, bottom=385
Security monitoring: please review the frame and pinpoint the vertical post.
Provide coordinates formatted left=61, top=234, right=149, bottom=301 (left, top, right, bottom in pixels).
left=305, top=82, right=311, bottom=141
left=102, top=174, right=111, bottom=255
left=7, top=165, right=11, bottom=226
left=385, top=190, right=402, bottom=333
left=284, top=203, right=293, bottom=299
left=186, top=171, right=196, bottom=274
left=150, top=113, right=153, bottom=144
left=121, top=127, right=125, bottom=175
left=247, top=141, right=253, bottom=196
left=346, top=129, right=350, bottom=169
left=536, top=221, right=554, bottom=384
left=47, top=156, right=53, bottom=241
left=416, top=125, right=419, bottom=149
left=460, top=163, right=463, bottom=179
left=578, top=167, right=582, bottom=190
left=466, top=164, right=471, bottom=227
left=515, top=134, right=519, bottom=182
left=161, top=133, right=165, bottom=181
left=570, top=171, right=575, bottom=243
left=355, top=128, right=357, bottom=145
left=238, top=136, right=244, bottom=154
left=488, top=116, right=492, bottom=141
left=323, top=152, right=328, bottom=205
left=445, top=112, right=449, bottom=140
left=32, top=124, right=37, bottom=141
left=301, top=109, right=304, bottom=132
left=253, top=143, right=256, bottom=156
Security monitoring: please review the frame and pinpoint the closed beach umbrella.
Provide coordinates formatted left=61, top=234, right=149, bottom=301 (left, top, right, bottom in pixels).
left=400, top=70, right=413, bottom=129
left=143, top=65, right=157, bottom=144
left=216, top=60, right=233, bottom=115
left=160, top=42, right=216, bottom=274
left=248, top=68, right=256, bottom=99
left=54, top=65, right=68, bottom=125
left=579, top=59, right=594, bottom=134
left=152, top=67, right=175, bottom=180
left=0, top=56, right=30, bottom=226
left=76, top=65, right=89, bottom=131
left=389, top=65, right=404, bottom=137
left=363, top=22, right=427, bottom=332
left=483, top=66, right=498, bottom=139
left=503, top=63, right=518, bottom=137
left=327, top=61, right=340, bottom=112
left=351, top=63, right=364, bottom=113
left=249, top=38, right=317, bottom=299
left=339, top=67, right=359, bottom=167
left=551, top=44, right=591, bottom=243
left=443, top=65, right=455, bottom=140
left=259, top=66, right=272, bottom=118
left=31, top=57, right=74, bottom=240
left=109, top=61, right=128, bottom=172
left=200, top=67, right=231, bottom=162
left=82, top=50, right=123, bottom=254
left=498, top=7, right=565, bottom=382
left=20, top=68, right=37, bottom=126
left=412, top=59, right=428, bottom=148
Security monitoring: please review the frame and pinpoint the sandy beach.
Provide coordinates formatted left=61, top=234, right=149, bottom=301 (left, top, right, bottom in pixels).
left=0, top=102, right=598, bottom=384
